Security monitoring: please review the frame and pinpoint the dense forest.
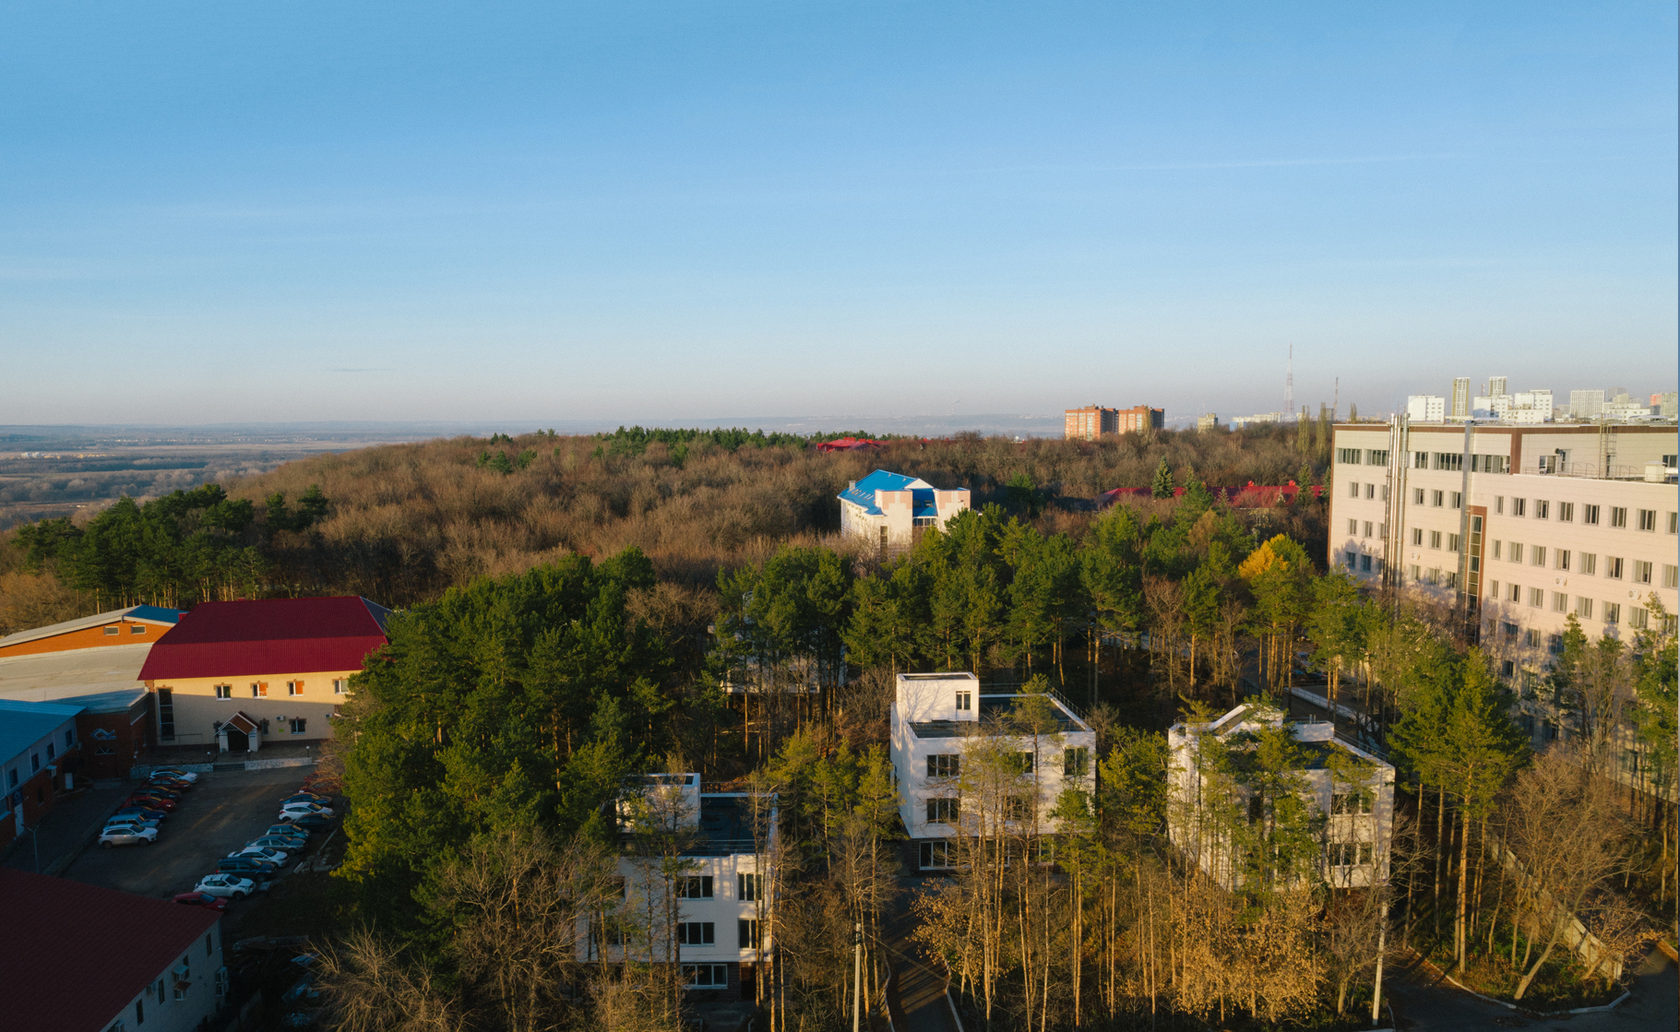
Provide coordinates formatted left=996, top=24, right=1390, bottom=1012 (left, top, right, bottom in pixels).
left=0, top=423, right=1672, bottom=1031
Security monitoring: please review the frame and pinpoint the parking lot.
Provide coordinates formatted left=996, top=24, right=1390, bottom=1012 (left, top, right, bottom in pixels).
left=64, top=767, right=337, bottom=903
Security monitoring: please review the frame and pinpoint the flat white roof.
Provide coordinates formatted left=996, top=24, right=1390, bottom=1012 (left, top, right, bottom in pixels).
left=0, top=643, right=151, bottom=712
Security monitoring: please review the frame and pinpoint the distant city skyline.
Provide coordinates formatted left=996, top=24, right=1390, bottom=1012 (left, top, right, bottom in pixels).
left=2, top=4, right=1674, bottom=427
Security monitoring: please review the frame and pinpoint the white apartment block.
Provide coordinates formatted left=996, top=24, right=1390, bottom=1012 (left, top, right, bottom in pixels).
left=888, top=672, right=1096, bottom=871
left=588, top=774, right=776, bottom=999
left=1406, top=395, right=1445, bottom=422
left=1167, top=703, right=1396, bottom=890
left=1330, top=419, right=1678, bottom=765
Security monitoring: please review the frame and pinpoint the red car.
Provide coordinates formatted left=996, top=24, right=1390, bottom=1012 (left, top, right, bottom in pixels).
left=125, top=794, right=177, bottom=811
left=172, top=891, right=229, bottom=911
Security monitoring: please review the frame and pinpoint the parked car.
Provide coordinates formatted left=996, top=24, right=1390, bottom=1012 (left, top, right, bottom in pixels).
left=110, top=805, right=168, bottom=822
left=122, top=795, right=176, bottom=812
left=172, top=891, right=229, bottom=911
left=129, top=787, right=182, bottom=803
left=278, top=800, right=332, bottom=816
left=217, top=855, right=279, bottom=877
left=263, top=823, right=310, bottom=843
left=151, top=767, right=200, bottom=783
left=249, top=835, right=307, bottom=854
left=194, top=874, right=255, bottom=898
left=230, top=845, right=289, bottom=865
left=279, top=811, right=334, bottom=829
left=103, top=816, right=161, bottom=832
left=148, top=776, right=194, bottom=792
left=281, top=791, right=331, bottom=807
left=99, top=826, right=158, bottom=847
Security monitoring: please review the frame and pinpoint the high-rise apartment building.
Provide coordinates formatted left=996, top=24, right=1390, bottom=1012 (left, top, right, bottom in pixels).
left=1486, top=375, right=1508, bottom=398
left=1569, top=389, right=1605, bottom=420
left=1064, top=405, right=1118, bottom=440
left=1449, top=377, right=1471, bottom=420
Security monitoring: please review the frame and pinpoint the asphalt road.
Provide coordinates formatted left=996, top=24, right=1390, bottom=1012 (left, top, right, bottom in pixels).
left=62, top=768, right=329, bottom=900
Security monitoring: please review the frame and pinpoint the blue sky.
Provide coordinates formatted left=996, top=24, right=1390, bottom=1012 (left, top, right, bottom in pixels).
left=2, top=2, right=1674, bottom=429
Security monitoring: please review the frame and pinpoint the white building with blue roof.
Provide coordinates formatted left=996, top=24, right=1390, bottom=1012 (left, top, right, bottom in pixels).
left=838, top=469, right=970, bottom=553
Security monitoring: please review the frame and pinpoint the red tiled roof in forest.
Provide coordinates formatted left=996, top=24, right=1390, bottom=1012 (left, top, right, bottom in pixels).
left=138, top=596, right=390, bottom=681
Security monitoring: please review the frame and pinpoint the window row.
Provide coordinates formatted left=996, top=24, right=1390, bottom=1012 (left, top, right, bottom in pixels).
left=1343, top=481, right=1388, bottom=500
left=1409, top=487, right=1463, bottom=509
left=1494, top=498, right=1676, bottom=533
left=1336, top=448, right=1390, bottom=466
left=1406, top=528, right=1461, bottom=550
left=1486, top=583, right=1667, bottom=629
left=211, top=679, right=349, bottom=700
left=662, top=873, right=762, bottom=901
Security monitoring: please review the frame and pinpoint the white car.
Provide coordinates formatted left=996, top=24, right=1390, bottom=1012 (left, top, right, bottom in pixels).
left=194, top=874, right=256, bottom=899
left=150, top=767, right=200, bottom=783
left=230, top=846, right=289, bottom=865
left=99, top=825, right=158, bottom=847
left=278, top=802, right=333, bottom=820
left=104, top=815, right=161, bottom=831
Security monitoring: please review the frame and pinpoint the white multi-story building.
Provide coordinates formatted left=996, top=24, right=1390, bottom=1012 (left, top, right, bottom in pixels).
left=888, top=672, right=1096, bottom=870
left=589, top=773, right=776, bottom=999
left=1569, top=389, right=1605, bottom=420
left=1406, top=395, right=1445, bottom=422
left=1330, top=419, right=1678, bottom=763
left=1167, top=703, right=1396, bottom=890
left=838, top=470, right=970, bottom=554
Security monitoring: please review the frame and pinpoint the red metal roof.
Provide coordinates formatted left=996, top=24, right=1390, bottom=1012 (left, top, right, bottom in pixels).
left=138, top=596, right=390, bottom=681
left=0, top=868, right=220, bottom=1032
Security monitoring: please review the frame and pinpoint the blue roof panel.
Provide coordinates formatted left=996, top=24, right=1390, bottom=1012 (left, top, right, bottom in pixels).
left=0, top=700, right=84, bottom=766
left=838, top=469, right=925, bottom=515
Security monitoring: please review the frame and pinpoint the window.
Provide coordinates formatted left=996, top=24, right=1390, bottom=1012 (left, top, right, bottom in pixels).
left=64, top=729, right=73, bottom=748
left=1329, top=842, right=1375, bottom=867
left=1064, top=746, right=1091, bottom=777
left=1664, top=565, right=1678, bottom=589
left=1365, top=484, right=1375, bottom=499
left=1491, top=540, right=1501, bottom=559
left=1011, top=752, right=1035, bottom=775
left=1556, top=549, right=1570, bottom=571
left=1430, top=531, right=1442, bottom=548
left=1337, top=447, right=1361, bottom=463
left=136, top=999, right=144, bottom=1024
left=1512, top=497, right=1526, bottom=517
left=287, top=680, right=303, bottom=696
left=1447, top=533, right=1461, bottom=551
left=1424, top=568, right=1439, bottom=585
left=1559, top=502, right=1574, bottom=522
left=1412, top=452, right=1427, bottom=469
left=1528, top=588, right=1543, bottom=608
left=739, top=919, right=761, bottom=950
left=1366, top=449, right=1388, bottom=465
left=1431, top=490, right=1443, bottom=507
left=682, top=964, right=728, bottom=988
left=47, top=743, right=54, bottom=760
left=1434, top=452, right=1463, bottom=471
left=1535, top=499, right=1549, bottom=519
left=955, top=690, right=971, bottom=713
left=1584, top=504, right=1600, bottom=525
left=1413, top=488, right=1425, bottom=505
left=1444, top=571, right=1457, bottom=589
left=1348, top=482, right=1359, bottom=498
left=1638, top=509, right=1656, bottom=531
left=1362, top=520, right=1373, bottom=537
left=103, top=626, right=119, bottom=636
left=1004, top=795, right=1032, bottom=821
left=1604, top=602, right=1620, bottom=625
left=1509, top=543, right=1523, bottom=563
left=1634, top=560, right=1653, bottom=584
left=1582, top=553, right=1597, bottom=575
left=1488, top=579, right=1499, bottom=598
left=1495, top=496, right=1504, bottom=514
left=1331, top=793, right=1371, bottom=815
left=131, top=624, right=146, bottom=635
left=927, top=754, right=959, bottom=779
left=677, top=876, right=714, bottom=898
left=1548, top=634, right=1564, bottom=655
left=1411, top=528, right=1424, bottom=546
left=1606, top=556, right=1623, bottom=579
left=676, top=922, right=715, bottom=946
left=918, top=841, right=956, bottom=869
left=1630, top=607, right=1649, bottom=630
left=1610, top=507, right=1628, bottom=529
left=1508, top=583, right=1521, bottom=603
left=1348, top=518, right=1358, bottom=535
left=333, top=678, right=348, bottom=695
left=6, top=769, right=14, bottom=788
left=1360, top=555, right=1372, bottom=572
left=738, top=873, right=762, bottom=901
left=289, top=718, right=307, bottom=735
left=1552, top=592, right=1567, bottom=613
left=1523, top=628, right=1541, bottom=648
left=1408, top=564, right=1422, bottom=581
left=1450, top=491, right=1462, bottom=509
left=1345, top=550, right=1357, bottom=569
left=1576, top=597, right=1594, bottom=619
left=1669, top=512, right=1678, bottom=534
left=251, top=682, right=266, bottom=698
left=214, top=684, right=232, bottom=700
left=926, top=797, right=959, bottom=824
left=1531, top=546, right=1546, bottom=567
